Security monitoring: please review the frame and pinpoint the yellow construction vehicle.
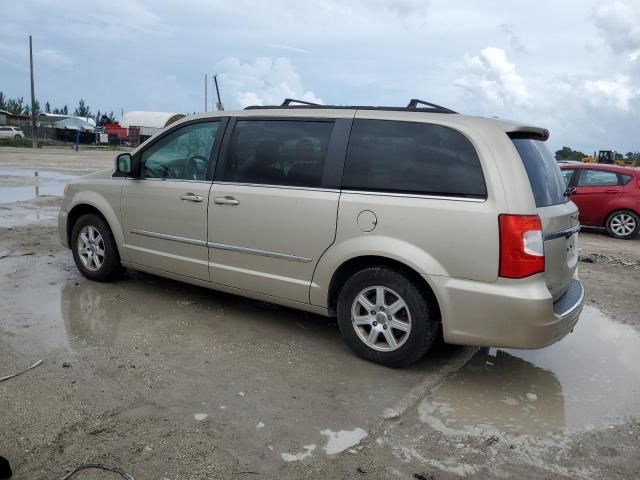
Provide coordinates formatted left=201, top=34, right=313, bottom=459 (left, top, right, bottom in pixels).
left=582, top=150, right=615, bottom=164
left=582, top=150, right=638, bottom=167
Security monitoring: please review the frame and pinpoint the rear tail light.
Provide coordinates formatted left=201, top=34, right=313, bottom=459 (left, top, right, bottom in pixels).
left=499, top=214, right=545, bottom=279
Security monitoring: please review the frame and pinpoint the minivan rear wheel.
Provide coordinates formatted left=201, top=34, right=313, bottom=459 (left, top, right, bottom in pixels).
left=336, top=267, right=439, bottom=367
left=606, top=210, right=639, bottom=239
left=71, top=213, right=122, bottom=281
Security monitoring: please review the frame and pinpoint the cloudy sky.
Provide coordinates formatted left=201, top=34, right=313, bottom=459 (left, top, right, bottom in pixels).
left=1, top=0, right=639, bottom=153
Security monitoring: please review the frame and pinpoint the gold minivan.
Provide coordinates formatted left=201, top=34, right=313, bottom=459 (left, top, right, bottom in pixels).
left=58, top=99, right=584, bottom=367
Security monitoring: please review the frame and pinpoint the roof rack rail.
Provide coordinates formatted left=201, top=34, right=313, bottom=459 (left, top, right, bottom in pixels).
left=281, top=98, right=320, bottom=107
left=407, top=99, right=457, bottom=114
left=244, top=98, right=458, bottom=114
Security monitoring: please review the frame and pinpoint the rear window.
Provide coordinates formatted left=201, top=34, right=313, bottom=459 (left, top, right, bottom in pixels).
left=511, top=137, right=568, bottom=207
left=342, top=119, right=487, bottom=198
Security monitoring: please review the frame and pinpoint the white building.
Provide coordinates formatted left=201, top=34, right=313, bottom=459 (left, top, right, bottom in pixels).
left=120, top=111, right=186, bottom=139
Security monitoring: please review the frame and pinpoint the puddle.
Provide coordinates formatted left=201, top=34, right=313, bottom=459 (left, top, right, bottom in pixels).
left=0, top=203, right=60, bottom=227
left=419, top=305, right=640, bottom=437
left=320, top=428, right=368, bottom=454
left=0, top=256, right=465, bottom=468
left=281, top=444, right=316, bottom=462
left=0, top=169, right=75, bottom=203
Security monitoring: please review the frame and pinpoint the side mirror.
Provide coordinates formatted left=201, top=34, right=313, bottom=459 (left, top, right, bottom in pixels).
left=116, top=153, right=139, bottom=176
left=116, top=153, right=132, bottom=174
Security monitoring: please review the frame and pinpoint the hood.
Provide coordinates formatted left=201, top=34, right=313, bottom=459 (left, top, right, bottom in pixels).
left=77, top=167, right=115, bottom=181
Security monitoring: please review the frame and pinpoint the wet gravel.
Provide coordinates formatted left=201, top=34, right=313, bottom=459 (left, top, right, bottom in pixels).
left=1, top=148, right=639, bottom=479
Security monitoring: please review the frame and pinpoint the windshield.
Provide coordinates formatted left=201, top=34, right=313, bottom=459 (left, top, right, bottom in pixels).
left=511, top=137, right=568, bottom=207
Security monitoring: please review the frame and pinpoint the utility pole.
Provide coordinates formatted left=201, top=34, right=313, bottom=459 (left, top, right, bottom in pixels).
left=204, top=74, right=208, bottom=112
left=213, top=74, right=224, bottom=111
left=29, top=35, right=37, bottom=148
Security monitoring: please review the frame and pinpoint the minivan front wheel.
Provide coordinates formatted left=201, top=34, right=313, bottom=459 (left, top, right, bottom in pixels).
left=337, top=267, right=439, bottom=367
left=71, top=213, right=122, bottom=281
left=606, top=210, right=639, bottom=239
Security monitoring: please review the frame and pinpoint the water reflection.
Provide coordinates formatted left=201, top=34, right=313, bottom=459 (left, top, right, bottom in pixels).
left=0, top=169, right=75, bottom=203
left=420, top=306, right=640, bottom=436
left=420, top=349, right=565, bottom=437
left=61, top=281, right=123, bottom=347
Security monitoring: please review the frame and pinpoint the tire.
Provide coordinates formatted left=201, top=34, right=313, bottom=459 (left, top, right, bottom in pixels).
left=605, top=210, right=639, bottom=240
left=14, top=134, right=21, bottom=139
left=336, top=267, right=439, bottom=368
left=71, top=213, right=122, bottom=281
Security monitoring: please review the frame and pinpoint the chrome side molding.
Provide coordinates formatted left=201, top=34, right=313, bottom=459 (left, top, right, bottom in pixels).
left=207, top=241, right=312, bottom=263
left=130, top=229, right=207, bottom=246
left=130, top=229, right=312, bottom=263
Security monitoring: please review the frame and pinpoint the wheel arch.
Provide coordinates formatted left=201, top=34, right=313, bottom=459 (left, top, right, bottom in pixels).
left=605, top=208, right=640, bottom=225
left=326, top=255, right=442, bottom=323
left=66, top=201, right=124, bottom=254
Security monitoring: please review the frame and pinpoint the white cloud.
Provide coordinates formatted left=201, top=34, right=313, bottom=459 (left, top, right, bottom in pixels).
left=500, top=24, right=526, bottom=54
left=583, top=76, right=638, bottom=110
left=266, top=44, right=310, bottom=55
left=217, top=57, right=323, bottom=108
left=455, top=47, right=531, bottom=108
left=594, top=1, right=640, bottom=60
left=38, top=48, right=72, bottom=66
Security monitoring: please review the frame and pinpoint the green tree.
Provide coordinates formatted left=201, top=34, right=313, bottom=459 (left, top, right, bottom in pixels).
left=555, top=146, right=586, bottom=161
left=5, top=97, right=25, bottom=115
left=0, top=92, right=5, bottom=110
left=73, top=99, right=91, bottom=117
left=45, top=101, right=51, bottom=113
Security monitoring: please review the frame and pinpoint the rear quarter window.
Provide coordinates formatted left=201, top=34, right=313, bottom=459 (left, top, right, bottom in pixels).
left=511, top=137, right=568, bottom=207
left=342, top=119, right=487, bottom=198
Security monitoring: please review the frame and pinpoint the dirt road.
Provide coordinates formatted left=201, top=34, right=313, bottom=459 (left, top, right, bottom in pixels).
left=1, top=148, right=639, bottom=479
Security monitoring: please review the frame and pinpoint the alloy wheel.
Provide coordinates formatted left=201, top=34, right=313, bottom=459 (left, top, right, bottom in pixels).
left=351, top=286, right=412, bottom=352
left=77, top=225, right=105, bottom=272
left=610, top=213, right=637, bottom=237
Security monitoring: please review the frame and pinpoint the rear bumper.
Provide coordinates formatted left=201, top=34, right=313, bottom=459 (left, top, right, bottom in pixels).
left=429, top=275, right=584, bottom=349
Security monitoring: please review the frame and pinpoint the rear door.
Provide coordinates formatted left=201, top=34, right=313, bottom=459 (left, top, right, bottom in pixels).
left=572, top=168, right=623, bottom=226
left=208, top=116, right=351, bottom=303
left=511, top=136, right=578, bottom=300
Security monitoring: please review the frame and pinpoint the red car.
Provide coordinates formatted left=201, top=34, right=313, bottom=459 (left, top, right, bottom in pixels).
left=560, top=164, right=640, bottom=239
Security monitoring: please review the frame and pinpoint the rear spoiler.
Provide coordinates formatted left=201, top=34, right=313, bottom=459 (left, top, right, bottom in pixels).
left=507, top=127, right=550, bottom=141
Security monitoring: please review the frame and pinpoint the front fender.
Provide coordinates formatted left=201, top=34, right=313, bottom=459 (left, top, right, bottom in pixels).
left=310, top=235, right=448, bottom=307
left=65, top=184, right=124, bottom=252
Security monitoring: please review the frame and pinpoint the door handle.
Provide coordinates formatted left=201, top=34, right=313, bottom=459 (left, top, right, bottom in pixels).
left=214, top=196, right=240, bottom=206
left=180, top=193, right=204, bottom=202
left=604, top=189, right=619, bottom=194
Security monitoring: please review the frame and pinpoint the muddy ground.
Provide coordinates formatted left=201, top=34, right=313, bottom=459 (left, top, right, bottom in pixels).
left=1, top=148, right=639, bottom=479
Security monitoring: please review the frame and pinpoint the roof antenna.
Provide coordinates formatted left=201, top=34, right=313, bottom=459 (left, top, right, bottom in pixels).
left=214, top=75, right=224, bottom=111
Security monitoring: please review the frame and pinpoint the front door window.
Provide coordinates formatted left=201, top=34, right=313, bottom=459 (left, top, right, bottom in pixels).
left=141, top=122, right=220, bottom=180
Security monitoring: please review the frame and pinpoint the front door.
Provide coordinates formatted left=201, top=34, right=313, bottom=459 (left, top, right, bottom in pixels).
left=121, top=119, right=225, bottom=280
left=208, top=117, right=348, bottom=303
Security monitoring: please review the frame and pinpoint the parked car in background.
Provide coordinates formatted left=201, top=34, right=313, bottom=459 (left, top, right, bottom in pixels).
left=561, top=164, right=640, bottom=239
left=0, top=126, right=24, bottom=139
left=58, top=99, right=584, bottom=367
